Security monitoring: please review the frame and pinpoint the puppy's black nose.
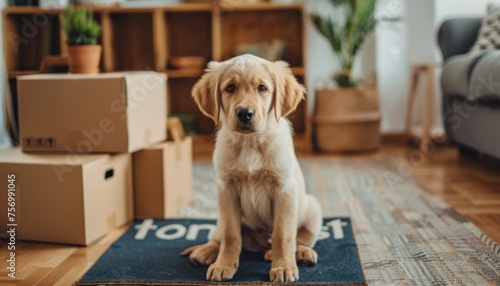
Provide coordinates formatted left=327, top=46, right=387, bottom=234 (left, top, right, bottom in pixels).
left=236, top=108, right=254, bottom=123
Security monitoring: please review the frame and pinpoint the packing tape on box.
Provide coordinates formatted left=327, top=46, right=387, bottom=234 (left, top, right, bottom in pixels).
left=107, top=213, right=117, bottom=232
left=167, top=118, right=186, bottom=162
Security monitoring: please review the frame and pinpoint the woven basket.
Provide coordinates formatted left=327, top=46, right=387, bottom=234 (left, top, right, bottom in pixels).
left=314, top=87, right=381, bottom=152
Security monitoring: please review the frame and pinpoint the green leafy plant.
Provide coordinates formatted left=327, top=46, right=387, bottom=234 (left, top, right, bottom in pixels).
left=311, top=0, right=397, bottom=88
left=59, top=7, right=101, bottom=45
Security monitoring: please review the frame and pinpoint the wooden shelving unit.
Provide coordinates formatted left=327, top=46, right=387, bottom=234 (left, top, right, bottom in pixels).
left=2, top=3, right=310, bottom=152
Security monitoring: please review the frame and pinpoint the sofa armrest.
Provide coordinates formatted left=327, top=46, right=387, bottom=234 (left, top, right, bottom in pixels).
left=438, top=18, right=482, bottom=61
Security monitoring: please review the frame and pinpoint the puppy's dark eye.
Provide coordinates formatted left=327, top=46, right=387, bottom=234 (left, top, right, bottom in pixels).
left=258, top=85, right=267, bottom=93
left=226, top=84, right=236, bottom=93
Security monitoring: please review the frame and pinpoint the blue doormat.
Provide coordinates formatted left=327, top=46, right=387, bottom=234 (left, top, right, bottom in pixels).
left=77, top=218, right=366, bottom=285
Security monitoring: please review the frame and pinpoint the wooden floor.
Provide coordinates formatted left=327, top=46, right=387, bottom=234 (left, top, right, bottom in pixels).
left=1, top=143, right=499, bottom=285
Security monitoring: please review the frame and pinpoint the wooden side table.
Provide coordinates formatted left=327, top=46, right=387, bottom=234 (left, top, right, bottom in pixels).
left=405, top=61, right=445, bottom=152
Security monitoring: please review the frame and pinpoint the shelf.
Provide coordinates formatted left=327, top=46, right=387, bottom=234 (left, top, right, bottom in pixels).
left=1, top=6, right=110, bottom=14
left=109, top=12, right=155, bottom=70
left=165, top=69, right=204, bottom=78
left=2, top=3, right=212, bottom=15
left=3, top=3, right=303, bottom=15
left=105, top=7, right=161, bottom=13
left=219, top=3, right=303, bottom=11
left=2, top=3, right=301, bottom=15
left=165, top=11, right=212, bottom=61
left=163, top=3, right=212, bottom=12
left=3, top=3, right=310, bottom=152
left=293, top=133, right=309, bottom=152
left=3, top=6, right=62, bottom=14
left=192, top=134, right=215, bottom=154
left=220, top=8, right=304, bottom=67
left=165, top=67, right=303, bottom=79
left=3, top=12, right=62, bottom=71
left=291, top=67, right=304, bottom=76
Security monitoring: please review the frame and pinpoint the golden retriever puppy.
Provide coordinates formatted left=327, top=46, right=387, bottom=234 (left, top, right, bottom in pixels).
left=182, top=54, right=322, bottom=283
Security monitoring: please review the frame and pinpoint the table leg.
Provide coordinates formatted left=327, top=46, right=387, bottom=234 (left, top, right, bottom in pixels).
left=405, top=67, right=420, bottom=138
left=421, top=67, right=435, bottom=152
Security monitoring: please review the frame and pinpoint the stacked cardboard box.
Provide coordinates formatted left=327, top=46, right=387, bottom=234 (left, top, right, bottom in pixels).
left=0, top=150, right=133, bottom=245
left=134, top=118, right=192, bottom=219
left=0, top=72, right=193, bottom=246
left=17, top=72, right=167, bottom=153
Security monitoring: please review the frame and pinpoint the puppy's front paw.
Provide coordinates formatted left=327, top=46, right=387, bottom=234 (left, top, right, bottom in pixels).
left=206, top=262, right=238, bottom=281
left=181, top=243, right=218, bottom=266
left=264, top=249, right=273, bottom=261
left=296, top=245, right=318, bottom=266
left=270, top=261, right=299, bottom=283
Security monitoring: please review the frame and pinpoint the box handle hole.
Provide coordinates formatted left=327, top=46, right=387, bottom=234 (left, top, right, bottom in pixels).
left=105, top=169, right=114, bottom=180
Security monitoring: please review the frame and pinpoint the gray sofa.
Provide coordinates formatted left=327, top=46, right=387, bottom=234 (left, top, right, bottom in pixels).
left=439, top=18, right=500, bottom=159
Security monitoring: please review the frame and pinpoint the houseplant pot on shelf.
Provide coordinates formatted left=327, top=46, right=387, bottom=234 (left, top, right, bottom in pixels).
left=60, top=7, right=102, bottom=74
left=311, top=0, right=396, bottom=152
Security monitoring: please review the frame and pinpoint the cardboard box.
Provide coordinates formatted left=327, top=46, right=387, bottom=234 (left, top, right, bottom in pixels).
left=0, top=148, right=133, bottom=245
left=133, top=118, right=192, bottom=218
left=17, top=71, right=167, bottom=153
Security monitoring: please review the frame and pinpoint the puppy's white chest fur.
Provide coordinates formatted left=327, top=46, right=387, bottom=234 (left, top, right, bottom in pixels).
left=214, top=122, right=293, bottom=232
left=237, top=147, right=263, bottom=173
left=233, top=148, right=280, bottom=230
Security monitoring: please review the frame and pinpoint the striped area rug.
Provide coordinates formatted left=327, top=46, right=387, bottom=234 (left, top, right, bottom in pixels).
left=177, top=158, right=500, bottom=285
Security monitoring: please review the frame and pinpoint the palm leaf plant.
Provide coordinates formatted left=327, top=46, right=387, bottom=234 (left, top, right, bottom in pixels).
left=311, top=0, right=395, bottom=87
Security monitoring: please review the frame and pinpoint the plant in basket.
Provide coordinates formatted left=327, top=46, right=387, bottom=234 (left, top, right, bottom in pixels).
left=310, top=0, right=398, bottom=152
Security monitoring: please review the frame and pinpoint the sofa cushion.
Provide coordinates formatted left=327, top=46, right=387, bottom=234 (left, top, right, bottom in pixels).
left=438, top=18, right=482, bottom=61
left=470, top=4, right=500, bottom=52
left=446, top=100, right=500, bottom=159
left=441, top=51, right=488, bottom=97
left=469, top=50, right=500, bottom=102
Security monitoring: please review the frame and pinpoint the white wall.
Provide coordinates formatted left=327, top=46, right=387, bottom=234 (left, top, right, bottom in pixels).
left=303, top=0, right=338, bottom=94
left=375, top=0, right=409, bottom=132
left=435, top=0, right=490, bottom=25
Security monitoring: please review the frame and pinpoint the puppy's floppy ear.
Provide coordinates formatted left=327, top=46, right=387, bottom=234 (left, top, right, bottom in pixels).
left=270, top=61, right=306, bottom=123
left=192, top=61, right=225, bottom=124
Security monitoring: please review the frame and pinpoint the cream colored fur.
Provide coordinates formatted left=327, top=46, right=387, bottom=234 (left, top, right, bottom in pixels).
left=182, top=54, right=322, bottom=283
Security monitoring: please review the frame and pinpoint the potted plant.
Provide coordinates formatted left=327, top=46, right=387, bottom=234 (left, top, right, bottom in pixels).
left=311, top=0, right=395, bottom=152
left=60, top=7, right=102, bottom=74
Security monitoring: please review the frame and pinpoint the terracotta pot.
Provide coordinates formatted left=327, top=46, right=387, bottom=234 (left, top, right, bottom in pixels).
left=67, top=45, right=102, bottom=74
left=314, top=87, right=381, bottom=152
